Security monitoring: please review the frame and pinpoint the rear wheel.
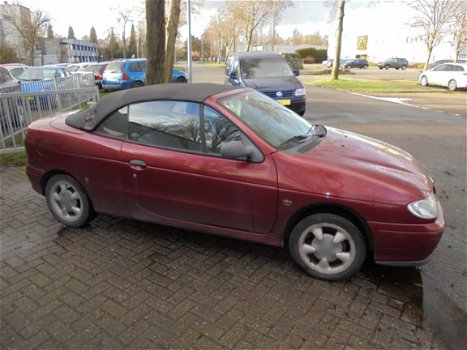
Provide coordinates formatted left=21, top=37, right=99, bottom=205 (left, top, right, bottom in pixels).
left=288, top=213, right=366, bottom=281
left=176, top=76, right=187, bottom=83
left=448, top=79, right=457, bottom=91
left=45, top=175, right=94, bottom=227
left=401, top=65, right=407, bottom=70
left=132, top=81, right=144, bottom=88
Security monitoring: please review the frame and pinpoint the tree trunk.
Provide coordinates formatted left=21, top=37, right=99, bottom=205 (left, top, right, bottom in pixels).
left=424, top=46, right=433, bottom=71
left=331, top=0, right=345, bottom=80
left=165, top=0, right=181, bottom=83
left=146, top=0, right=166, bottom=85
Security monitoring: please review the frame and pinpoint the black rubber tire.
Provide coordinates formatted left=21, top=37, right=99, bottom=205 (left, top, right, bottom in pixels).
left=132, top=81, right=144, bottom=88
left=420, top=76, right=428, bottom=86
left=176, top=77, right=187, bottom=83
left=45, top=174, right=94, bottom=227
left=288, top=213, right=366, bottom=281
left=448, top=79, right=457, bottom=91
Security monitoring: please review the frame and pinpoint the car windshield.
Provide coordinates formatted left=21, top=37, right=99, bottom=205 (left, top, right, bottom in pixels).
left=240, top=58, right=293, bottom=79
left=218, top=90, right=325, bottom=150
left=105, top=62, right=124, bottom=73
left=18, top=68, right=56, bottom=81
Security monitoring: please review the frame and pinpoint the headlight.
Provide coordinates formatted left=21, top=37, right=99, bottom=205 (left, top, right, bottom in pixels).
left=295, top=88, right=306, bottom=96
left=407, top=193, right=438, bottom=219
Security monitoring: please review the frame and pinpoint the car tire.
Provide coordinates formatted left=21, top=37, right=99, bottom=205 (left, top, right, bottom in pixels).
left=45, top=174, right=94, bottom=227
left=176, top=76, right=187, bottom=83
left=288, top=213, right=366, bottom=281
left=448, top=80, right=457, bottom=91
left=401, top=65, right=407, bottom=70
left=132, top=81, right=144, bottom=88
left=395, top=67, right=400, bottom=70
left=420, top=76, right=428, bottom=86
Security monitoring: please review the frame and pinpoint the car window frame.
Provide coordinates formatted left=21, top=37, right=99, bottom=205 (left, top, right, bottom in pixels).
left=93, top=99, right=264, bottom=162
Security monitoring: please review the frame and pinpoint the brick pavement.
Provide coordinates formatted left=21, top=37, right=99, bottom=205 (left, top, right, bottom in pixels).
left=1, top=166, right=448, bottom=349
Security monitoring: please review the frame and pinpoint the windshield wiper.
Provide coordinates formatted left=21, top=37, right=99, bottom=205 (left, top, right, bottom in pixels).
left=279, top=134, right=310, bottom=148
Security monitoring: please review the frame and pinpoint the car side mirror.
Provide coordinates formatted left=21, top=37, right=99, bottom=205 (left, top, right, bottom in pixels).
left=293, top=69, right=300, bottom=76
left=229, top=71, right=238, bottom=80
left=220, top=140, right=253, bottom=160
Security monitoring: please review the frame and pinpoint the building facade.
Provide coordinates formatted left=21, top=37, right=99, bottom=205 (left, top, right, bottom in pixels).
left=59, top=38, right=98, bottom=63
left=0, top=1, right=30, bottom=61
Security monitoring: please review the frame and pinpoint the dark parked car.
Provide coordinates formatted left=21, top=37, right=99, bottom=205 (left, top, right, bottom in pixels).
left=343, top=59, right=369, bottom=69
left=25, top=84, right=444, bottom=281
left=378, top=57, right=408, bottom=70
left=225, top=51, right=306, bottom=116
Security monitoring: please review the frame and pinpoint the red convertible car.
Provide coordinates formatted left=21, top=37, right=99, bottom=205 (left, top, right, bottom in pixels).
left=25, top=83, right=444, bottom=281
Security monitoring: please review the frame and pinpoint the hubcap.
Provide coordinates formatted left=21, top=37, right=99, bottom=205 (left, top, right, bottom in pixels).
left=50, top=182, right=82, bottom=220
left=298, top=223, right=356, bottom=275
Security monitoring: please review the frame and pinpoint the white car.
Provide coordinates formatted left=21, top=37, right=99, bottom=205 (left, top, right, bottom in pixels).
left=419, top=63, right=467, bottom=91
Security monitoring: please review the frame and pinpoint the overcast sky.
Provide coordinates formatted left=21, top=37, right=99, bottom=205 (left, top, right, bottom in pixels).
left=15, top=0, right=404, bottom=40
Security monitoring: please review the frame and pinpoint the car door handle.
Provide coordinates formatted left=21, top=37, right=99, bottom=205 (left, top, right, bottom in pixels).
left=129, top=159, right=147, bottom=168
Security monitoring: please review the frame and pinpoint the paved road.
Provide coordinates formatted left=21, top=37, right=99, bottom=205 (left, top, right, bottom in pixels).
left=1, top=63, right=465, bottom=349
left=304, top=85, right=466, bottom=315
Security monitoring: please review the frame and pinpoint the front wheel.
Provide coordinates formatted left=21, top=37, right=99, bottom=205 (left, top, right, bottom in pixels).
left=288, top=213, right=366, bottom=281
left=176, top=76, right=187, bottom=83
left=420, top=76, right=428, bottom=86
left=45, top=174, right=94, bottom=227
left=448, top=79, right=457, bottom=91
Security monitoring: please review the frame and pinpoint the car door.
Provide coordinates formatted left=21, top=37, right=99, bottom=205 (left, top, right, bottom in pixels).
left=120, top=100, right=278, bottom=233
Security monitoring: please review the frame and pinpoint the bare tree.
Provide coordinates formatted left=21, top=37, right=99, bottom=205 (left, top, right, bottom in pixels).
left=407, top=0, right=461, bottom=70
left=4, top=7, right=49, bottom=65
left=165, top=0, right=181, bottom=83
left=449, top=9, right=466, bottom=61
left=146, top=0, right=165, bottom=85
left=227, top=0, right=289, bottom=51
left=113, top=7, right=134, bottom=59
left=331, top=0, right=345, bottom=80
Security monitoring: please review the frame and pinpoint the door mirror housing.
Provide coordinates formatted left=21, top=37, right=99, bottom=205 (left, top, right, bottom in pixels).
left=221, top=140, right=252, bottom=160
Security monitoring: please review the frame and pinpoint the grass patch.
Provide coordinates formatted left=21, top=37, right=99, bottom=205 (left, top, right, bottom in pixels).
left=0, top=150, right=27, bottom=167
left=306, top=78, right=425, bottom=93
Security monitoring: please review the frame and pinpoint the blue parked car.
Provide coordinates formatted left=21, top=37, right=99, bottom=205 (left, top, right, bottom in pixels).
left=101, top=59, right=188, bottom=91
left=18, top=66, right=73, bottom=110
left=225, top=52, right=306, bottom=116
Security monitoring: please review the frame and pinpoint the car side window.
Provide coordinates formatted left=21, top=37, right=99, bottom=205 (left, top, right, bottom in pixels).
left=128, top=100, right=203, bottom=152
left=95, top=106, right=129, bottom=139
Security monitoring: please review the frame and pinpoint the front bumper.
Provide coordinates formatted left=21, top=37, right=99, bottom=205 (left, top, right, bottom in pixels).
left=370, top=203, right=445, bottom=263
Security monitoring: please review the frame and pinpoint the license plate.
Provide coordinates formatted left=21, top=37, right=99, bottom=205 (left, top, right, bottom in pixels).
left=277, top=99, right=291, bottom=106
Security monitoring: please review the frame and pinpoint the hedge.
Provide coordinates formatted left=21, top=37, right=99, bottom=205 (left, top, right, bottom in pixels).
left=281, top=53, right=303, bottom=70
left=295, top=48, right=327, bottom=64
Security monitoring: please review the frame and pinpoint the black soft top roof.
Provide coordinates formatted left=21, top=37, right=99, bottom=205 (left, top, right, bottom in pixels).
left=66, top=83, right=239, bottom=131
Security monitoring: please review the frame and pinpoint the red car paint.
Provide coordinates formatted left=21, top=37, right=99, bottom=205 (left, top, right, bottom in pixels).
left=25, top=90, right=444, bottom=266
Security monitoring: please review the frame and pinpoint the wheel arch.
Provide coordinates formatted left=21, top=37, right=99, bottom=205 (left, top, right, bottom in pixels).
left=40, top=171, right=95, bottom=213
left=283, top=203, right=374, bottom=250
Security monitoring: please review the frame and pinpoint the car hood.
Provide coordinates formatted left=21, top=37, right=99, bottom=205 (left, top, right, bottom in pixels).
left=243, top=76, right=302, bottom=91
left=273, top=127, right=433, bottom=205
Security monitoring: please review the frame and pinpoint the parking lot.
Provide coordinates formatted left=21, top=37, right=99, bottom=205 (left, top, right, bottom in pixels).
left=0, top=166, right=450, bottom=349
left=1, top=63, right=465, bottom=349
